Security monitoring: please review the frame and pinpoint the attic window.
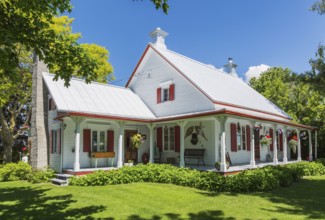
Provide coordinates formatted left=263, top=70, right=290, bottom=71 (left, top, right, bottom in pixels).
left=157, top=81, right=175, bottom=104
left=49, top=98, right=56, bottom=111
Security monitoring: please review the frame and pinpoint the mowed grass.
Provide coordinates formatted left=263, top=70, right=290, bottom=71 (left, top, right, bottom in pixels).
left=1, top=175, right=325, bottom=220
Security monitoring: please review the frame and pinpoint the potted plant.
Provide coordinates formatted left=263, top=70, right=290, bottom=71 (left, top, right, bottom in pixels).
left=130, top=133, right=144, bottom=149
left=142, top=153, right=149, bottom=164
left=215, top=161, right=229, bottom=171
left=124, top=160, right=134, bottom=167
left=21, top=146, right=29, bottom=163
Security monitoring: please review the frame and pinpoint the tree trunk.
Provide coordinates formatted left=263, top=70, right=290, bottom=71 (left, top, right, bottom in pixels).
left=30, top=53, right=49, bottom=170
left=1, top=127, right=13, bottom=163
left=0, top=109, right=13, bottom=163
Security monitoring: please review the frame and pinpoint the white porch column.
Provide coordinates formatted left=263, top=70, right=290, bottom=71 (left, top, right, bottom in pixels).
left=250, top=122, right=256, bottom=168
left=72, top=117, right=84, bottom=172
left=308, top=130, right=313, bottom=161
left=214, top=118, right=219, bottom=164
left=117, top=122, right=125, bottom=168
left=273, top=125, right=278, bottom=165
left=296, top=129, right=302, bottom=161
left=217, top=116, right=227, bottom=172
left=178, top=120, right=187, bottom=167
left=283, top=127, right=288, bottom=164
left=148, top=124, right=155, bottom=163
left=315, top=130, right=318, bottom=159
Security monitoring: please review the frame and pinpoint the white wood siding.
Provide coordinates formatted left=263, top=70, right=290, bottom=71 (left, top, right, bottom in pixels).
left=48, top=103, right=62, bottom=172
left=129, top=50, right=214, bottom=117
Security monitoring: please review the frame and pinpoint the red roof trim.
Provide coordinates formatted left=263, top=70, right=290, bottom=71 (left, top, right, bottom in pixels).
left=125, top=45, right=151, bottom=87
left=54, top=111, right=151, bottom=123
left=214, top=101, right=290, bottom=120
left=55, top=109, right=314, bottom=130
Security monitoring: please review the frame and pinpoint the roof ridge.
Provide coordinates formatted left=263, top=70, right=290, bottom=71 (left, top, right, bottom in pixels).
left=43, top=72, right=131, bottom=91
left=149, top=43, right=227, bottom=75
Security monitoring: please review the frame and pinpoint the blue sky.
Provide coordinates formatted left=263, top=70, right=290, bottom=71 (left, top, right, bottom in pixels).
left=68, top=0, right=325, bottom=85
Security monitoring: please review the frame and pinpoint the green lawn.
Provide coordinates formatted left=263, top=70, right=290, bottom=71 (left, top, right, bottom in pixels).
left=1, top=175, right=325, bottom=220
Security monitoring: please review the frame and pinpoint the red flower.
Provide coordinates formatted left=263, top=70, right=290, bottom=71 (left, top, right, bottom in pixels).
left=266, top=135, right=271, bottom=139
left=292, top=135, right=298, bottom=140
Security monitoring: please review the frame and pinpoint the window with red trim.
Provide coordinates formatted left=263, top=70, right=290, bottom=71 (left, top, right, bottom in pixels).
left=157, top=82, right=175, bottom=104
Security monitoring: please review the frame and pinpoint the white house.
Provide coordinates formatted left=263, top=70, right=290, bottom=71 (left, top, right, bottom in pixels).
left=43, top=28, right=316, bottom=174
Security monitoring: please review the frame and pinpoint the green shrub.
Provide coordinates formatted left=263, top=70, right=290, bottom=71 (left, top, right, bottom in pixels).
left=315, top=158, right=325, bottom=166
left=0, top=162, right=32, bottom=181
left=27, top=167, right=55, bottom=184
left=69, top=161, right=325, bottom=192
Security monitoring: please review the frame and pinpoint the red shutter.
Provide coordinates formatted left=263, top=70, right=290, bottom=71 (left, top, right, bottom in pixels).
left=50, top=130, right=53, bottom=154
left=157, top=88, right=162, bottom=104
left=157, top=127, right=163, bottom=152
left=57, top=129, right=61, bottom=154
left=175, top=126, right=180, bottom=152
left=279, top=132, right=283, bottom=151
left=83, top=129, right=91, bottom=152
left=246, top=125, right=251, bottom=151
left=169, top=84, right=175, bottom=101
left=107, top=130, right=114, bottom=152
left=269, top=128, right=274, bottom=151
left=230, top=123, right=237, bottom=152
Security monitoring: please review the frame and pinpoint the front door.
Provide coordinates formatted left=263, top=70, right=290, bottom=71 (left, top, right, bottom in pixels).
left=124, top=130, right=138, bottom=163
left=254, top=129, right=260, bottom=160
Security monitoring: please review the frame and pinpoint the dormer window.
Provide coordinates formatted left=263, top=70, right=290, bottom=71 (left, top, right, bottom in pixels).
left=157, top=80, right=175, bottom=104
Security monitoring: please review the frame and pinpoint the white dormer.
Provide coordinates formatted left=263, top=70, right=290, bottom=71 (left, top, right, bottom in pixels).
left=150, top=27, right=168, bottom=50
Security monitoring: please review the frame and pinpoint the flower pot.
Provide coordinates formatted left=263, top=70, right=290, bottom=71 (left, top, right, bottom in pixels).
left=22, top=156, right=28, bottom=163
left=142, top=153, right=149, bottom=164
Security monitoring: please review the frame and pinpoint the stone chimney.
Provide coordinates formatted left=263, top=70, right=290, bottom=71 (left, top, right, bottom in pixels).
left=223, top=58, right=238, bottom=77
left=150, top=27, right=168, bottom=50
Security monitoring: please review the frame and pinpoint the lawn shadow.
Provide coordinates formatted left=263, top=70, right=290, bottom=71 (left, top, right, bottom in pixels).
left=0, top=185, right=106, bottom=219
left=125, top=210, right=235, bottom=220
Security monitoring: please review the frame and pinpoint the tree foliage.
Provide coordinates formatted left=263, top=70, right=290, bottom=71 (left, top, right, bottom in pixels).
left=1, top=0, right=165, bottom=87
left=250, top=67, right=325, bottom=157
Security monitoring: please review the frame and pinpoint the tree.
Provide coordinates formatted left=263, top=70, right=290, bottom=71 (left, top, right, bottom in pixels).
left=0, top=16, right=113, bottom=163
left=250, top=67, right=325, bottom=157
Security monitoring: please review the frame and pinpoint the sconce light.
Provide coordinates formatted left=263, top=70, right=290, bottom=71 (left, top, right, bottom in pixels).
left=64, top=123, right=67, bottom=130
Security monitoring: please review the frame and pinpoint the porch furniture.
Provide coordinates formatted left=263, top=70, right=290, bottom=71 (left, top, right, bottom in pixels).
left=91, top=152, right=115, bottom=168
left=184, top=148, right=205, bottom=166
left=166, top=157, right=176, bottom=164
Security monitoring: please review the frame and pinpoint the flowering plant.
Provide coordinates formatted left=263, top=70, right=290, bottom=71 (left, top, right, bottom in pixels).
left=130, top=133, right=144, bottom=149
left=260, top=135, right=272, bottom=146
left=288, top=135, right=298, bottom=153
left=22, top=146, right=28, bottom=156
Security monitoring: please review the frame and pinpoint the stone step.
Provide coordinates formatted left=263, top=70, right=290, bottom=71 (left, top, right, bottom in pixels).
left=56, top=174, right=73, bottom=181
left=51, top=178, right=68, bottom=186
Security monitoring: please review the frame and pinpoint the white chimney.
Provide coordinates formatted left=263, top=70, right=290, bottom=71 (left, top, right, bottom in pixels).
left=150, top=27, right=168, bottom=50
left=223, top=57, right=238, bottom=77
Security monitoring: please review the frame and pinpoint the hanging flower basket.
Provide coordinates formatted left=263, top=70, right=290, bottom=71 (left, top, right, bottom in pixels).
left=288, top=136, right=298, bottom=153
left=130, top=133, right=144, bottom=150
left=260, top=135, right=272, bottom=146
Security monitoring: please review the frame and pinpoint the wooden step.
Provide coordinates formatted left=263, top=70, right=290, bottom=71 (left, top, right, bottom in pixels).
left=51, top=178, right=68, bottom=186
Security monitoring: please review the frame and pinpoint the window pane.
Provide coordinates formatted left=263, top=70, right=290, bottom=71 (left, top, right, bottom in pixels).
left=99, top=131, right=105, bottom=152
left=92, top=131, right=97, bottom=152
left=164, top=127, right=169, bottom=150
left=237, top=126, right=241, bottom=150
left=163, top=88, right=169, bottom=102
left=169, top=127, right=175, bottom=150
left=242, top=126, right=246, bottom=150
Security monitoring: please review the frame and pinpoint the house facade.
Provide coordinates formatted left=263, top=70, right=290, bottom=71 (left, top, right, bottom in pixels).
left=44, top=28, right=317, bottom=173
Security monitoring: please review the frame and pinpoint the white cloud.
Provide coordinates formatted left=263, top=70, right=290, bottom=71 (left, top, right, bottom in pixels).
left=244, top=64, right=271, bottom=83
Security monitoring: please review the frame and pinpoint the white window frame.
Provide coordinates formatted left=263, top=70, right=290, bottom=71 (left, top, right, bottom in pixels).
left=236, top=124, right=247, bottom=151
left=51, top=130, right=59, bottom=154
left=159, top=80, right=173, bottom=103
left=163, top=126, right=175, bottom=152
left=92, top=130, right=106, bottom=152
